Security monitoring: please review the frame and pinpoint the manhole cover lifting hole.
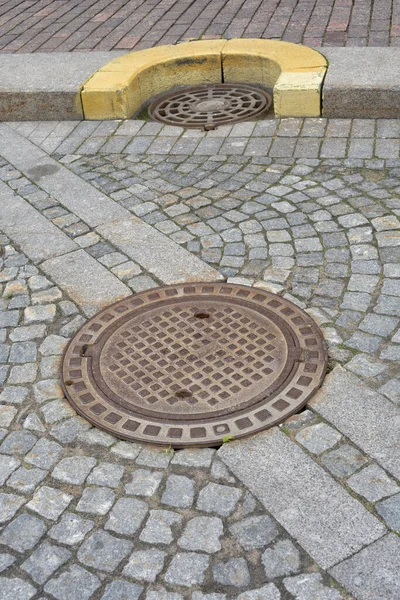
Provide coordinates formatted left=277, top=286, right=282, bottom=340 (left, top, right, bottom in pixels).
left=61, top=284, right=327, bottom=448
left=148, top=84, right=272, bottom=130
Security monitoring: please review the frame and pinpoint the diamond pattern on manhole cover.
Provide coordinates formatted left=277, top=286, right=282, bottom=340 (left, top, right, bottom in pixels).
left=148, top=84, right=272, bottom=130
left=61, top=284, right=327, bottom=447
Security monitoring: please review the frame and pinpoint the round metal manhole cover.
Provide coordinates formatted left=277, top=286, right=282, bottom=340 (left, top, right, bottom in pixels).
left=61, top=284, right=327, bottom=447
left=148, top=83, right=272, bottom=130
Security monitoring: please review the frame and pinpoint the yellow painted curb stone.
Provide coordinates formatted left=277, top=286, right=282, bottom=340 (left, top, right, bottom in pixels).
left=82, top=39, right=327, bottom=120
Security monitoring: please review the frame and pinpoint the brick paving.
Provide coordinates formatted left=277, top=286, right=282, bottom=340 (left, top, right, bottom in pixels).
left=0, top=118, right=399, bottom=598
left=0, top=0, right=399, bottom=53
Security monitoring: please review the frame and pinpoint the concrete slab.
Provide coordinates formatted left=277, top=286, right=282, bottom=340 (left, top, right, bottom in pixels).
left=319, top=48, right=400, bottom=118
left=310, top=366, right=400, bottom=480
left=218, top=428, right=386, bottom=570
left=97, top=217, right=224, bottom=285
left=0, top=53, right=125, bottom=121
left=40, top=250, right=130, bottom=317
left=0, top=180, right=77, bottom=263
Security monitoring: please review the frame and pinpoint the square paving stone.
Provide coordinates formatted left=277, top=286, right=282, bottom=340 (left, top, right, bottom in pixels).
left=86, top=462, right=125, bottom=488
left=0, top=514, right=46, bottom=552
left=0, top=431, right=37, bottom=455
left=125, top=469, right=163, bottom=496
left=123, top=549, right=166, bottom=582
left=178, top=516, right=223, bottom=553
left=52, top=456, right=96, bottom=485
left=294, top=423, right=342, bottom=454
left=140, top=510, right=182, bottom=545
left=101, top=580, right=143, bottom=600
left=161, top=474, right=195, bottom=508
left=320, top=444, right=369, bottom=478
left=165, top=552, right=209, bottom=587
left=347, top=464, right=399, bottom=502
left=77, top=530, right=132, bottom=573
left=196, top=482, right=242, bottom=516
left=136, top=447, right=172, bottom=468
left=7, top=466, right=47, bottom=492
left=0, top=553, right=15, bottom=573
left=105, top=497, right=148, bottom=535
left=262, top=539, right=300, bottom=578
left=229, top=515, right=279, bottom=550
left=236, top=584, right=281, bottom=600
left=330, top=533, right=400, bottom=600
left=25, top=438, right=62, bottom=469
left=49, top=513, right=94, bottom=545
left=44, top=565, right=101, bottom=600
left=0, top=493, right=25, bottom=524
left=375, top=493, right=400, bottom=532
left=284, top=573, right=343, bottom=599
left=0, top=577, right=36, bottom=600
left=0, top=455, right=20, bottom=485
left=213, top=557, right=250, bottom=588
left=27, top=485, right=73, bottom=520
left=76, top=486, right=115, bottom=515
left=21, top=541, right=71, bottom=584
left=171, top=448, right=215, bottom=467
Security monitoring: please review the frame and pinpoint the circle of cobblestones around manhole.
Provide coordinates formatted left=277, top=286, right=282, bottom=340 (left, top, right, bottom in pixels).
left=148, top=84, right=272, bottom=130
left=62, top=284, right=327, bottom=447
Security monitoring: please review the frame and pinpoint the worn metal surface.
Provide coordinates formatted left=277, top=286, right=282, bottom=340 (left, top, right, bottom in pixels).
left=61, top=284, right=327, bottom=447
left=148, top=84, right=272, bottom=130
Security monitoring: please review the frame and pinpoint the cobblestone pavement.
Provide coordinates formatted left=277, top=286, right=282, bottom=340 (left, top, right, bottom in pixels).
left=0, top=0, right=399, bottom=53
left=0, top=118, right=399, bottom=599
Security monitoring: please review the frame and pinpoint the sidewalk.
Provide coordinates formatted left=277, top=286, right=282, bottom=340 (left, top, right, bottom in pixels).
left=0, top=119, right=399, bottom=599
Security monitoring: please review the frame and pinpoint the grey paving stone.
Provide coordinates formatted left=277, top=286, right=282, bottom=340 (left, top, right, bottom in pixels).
left=25, top=438, right=62, bottom=469
left=52, top=456, right=96, bottom=485
left=145, top=589, right=183, bottom=600
left=294, top=423, right=342, bottom=454
left=24, top=305, right=56, bottom=324
left=0, top=405, right=17, bottom=428
left=378, top=378, right=400, bottom=405
left=27, top=485, right=73, bottom=520
left=165, top=552, right=209, bottom=587
left=283, top=572, right=343, bottom=599
left=196, top=482, right=242, bottom=516
left=41, top=250, right=130, bottom=318
left=347, top=464, right=399, bottom=502
left=375, top=493, right=400, bottom=531
left=262, top=539, right=301, bottom=579
left=78, top=530, right=132, bottom=573
left=0, top=386, right=28, bottom=404
left=0, top=493, right=25, bottom=524
left=105, top=497, right=148, bottom=534
left=229, top=515, right=279, bottom=550
left=0, top=553, right=15, bottom=573
left=140, top=509, right=182, bottom=545
left=7, top=466, right=47, bottom=492
left=21, top=541, right=71, bottom=584
left=219, top=428, right=386, bottom=569
left=320, top=444, right=369, bottom=478
left=346, top=354, right=387, bottom=378
left=236, top=584, right=281, bottom=600
left=76, top=487, right=115, bottom=515
left=213, top=558, right=250, bottom=588
left=101, top=580, right=143, bottom=600
left=123, top=549, right=165, bottom=582
left=136, top=447, right=172, bottom=469
left=0, top=430, right=36, bottom=455
left=191, top=594, right=226, bottom=600
left=330, top=533, right=400, bottom=600
left=162, top=474, right=195, bottom=508
left=44, top=565, right=101, bottom=600
left=110, top=440, right=142, bottom=460
left=39, top=335, right=68, bottom=356
left=87, top=462, right=124, bottom=488
left=0, top=514, right=46, bottom=552
left=0, top=577, right=36, bottom=600
left=49, top=513, right=94, bottom=545
left=178, top=516, right=223, bottom=553
left=0, top=455, right=20, bottom=485
left=310, top=366, right=400, bottom=479
left=125, top=469, right=163, bottom=496
left=9, top=341, right=37, bottom=363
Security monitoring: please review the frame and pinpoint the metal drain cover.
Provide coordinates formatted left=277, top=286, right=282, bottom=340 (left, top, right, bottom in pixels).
left=148, top=83, right=272, bottom=130
left=62, top=284, right=327, bottom=447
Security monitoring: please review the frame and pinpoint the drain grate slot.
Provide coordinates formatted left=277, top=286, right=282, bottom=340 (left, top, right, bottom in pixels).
left=148, top=84, right=272, bottom=130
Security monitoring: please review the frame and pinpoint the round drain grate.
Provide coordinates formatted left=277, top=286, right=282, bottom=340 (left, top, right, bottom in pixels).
left=148, top=84, right=272, bottom=130
left=61, top=284, right=327, bottom=447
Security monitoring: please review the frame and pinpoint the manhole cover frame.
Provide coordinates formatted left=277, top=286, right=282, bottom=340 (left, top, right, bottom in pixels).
left=61, top=283, right=327, bottom=448
left=148, top=83, right=272, bottom=130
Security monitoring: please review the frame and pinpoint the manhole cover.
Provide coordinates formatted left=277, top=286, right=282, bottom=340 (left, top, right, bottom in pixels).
left=148, top=83, right=272, bottom=130
left=61, top=284, right=327, bottom=447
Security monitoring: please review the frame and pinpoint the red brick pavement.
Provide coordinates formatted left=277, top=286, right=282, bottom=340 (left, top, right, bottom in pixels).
left=0, top=0, right=399, bottom=52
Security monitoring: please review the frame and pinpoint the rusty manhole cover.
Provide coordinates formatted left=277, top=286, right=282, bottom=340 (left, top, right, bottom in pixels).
left=148, top=83, right=272, bottom=130
left=61, top=284, right=327, bottom=447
